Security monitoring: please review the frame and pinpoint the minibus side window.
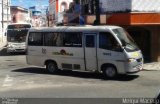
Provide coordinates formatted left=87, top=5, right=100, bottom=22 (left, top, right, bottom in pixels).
left=99, top=32, right=120, bottom=51
left=63, top=32, right=82, bottom=47
left=44, top=32, right=54, bottom=46
left=56, top=33, right=64, bottom=46
left=44, top=32, right=63, bottom=47
left=28, top=32, right=43, bottom=46
left=44, top=32, right=60, bottom=46
left=44, top=32, right=82, bottom=47
left=86, top=35, right=95, bottom=47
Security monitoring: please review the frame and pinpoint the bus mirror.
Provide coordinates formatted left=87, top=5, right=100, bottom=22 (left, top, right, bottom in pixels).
left=5, top=32, right=6, bottom=36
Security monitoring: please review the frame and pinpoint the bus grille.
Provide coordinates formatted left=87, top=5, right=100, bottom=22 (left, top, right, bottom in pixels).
left=137, top=58, right=142, bottom=62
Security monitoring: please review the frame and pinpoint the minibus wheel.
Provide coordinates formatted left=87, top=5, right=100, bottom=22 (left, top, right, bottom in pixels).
left=46, top=62, right=58, bottom=74
left=102, top=66, right=117, bottom=78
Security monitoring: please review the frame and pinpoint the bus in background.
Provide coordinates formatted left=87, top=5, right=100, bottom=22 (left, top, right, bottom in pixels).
left=26, top=26, right=143, bottom=78
left=6, top=23, right=31, bottom=53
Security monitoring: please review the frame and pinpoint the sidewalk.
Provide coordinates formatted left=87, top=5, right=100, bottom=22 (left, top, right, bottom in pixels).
left=0, top=41, right=7, bottom=50
left=143, top=62, right=160, bottom=71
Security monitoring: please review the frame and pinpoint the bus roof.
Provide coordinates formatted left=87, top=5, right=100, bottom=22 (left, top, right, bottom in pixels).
left=29, top=25, right=121, bottom=33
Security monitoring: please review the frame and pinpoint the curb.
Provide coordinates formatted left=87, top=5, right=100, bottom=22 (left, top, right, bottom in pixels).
left=143, top=63, right=160, bottom=71
left=0, top=42, right=7, bottom=49
left=142, top=69, right=160, bottom=71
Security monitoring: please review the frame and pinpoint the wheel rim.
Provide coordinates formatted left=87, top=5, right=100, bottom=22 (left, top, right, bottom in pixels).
left=48, top=63, right=56, bottom=73
left=105, top=67, right=116, bottom=78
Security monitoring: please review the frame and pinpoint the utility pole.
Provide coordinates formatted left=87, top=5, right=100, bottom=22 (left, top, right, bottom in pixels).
left=7, top=0, right=9, bottom=25
left=2, top=0, right=4, bottom=28
left=2, top=0, right=4, bottom=42
left=46, top=7, right=49, bottom=27
left=94, top=0, right=100, bottom=25
left=79, top=0, right=85, bottom=25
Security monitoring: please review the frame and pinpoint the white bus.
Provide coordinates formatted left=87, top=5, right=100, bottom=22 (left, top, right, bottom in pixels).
left=6, top=23, right=31, bottom=53
left=26, top=26, right=143, bottom=78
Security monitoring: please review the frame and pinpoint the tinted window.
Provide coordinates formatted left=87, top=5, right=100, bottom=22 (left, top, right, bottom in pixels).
left=55, top=33, right=64, bottom=46
left=28, top=32, right=43, bottom=46
left=44, top=33, right=58, bottom=46
left=86, top=35, right=95, bottom=47
left=99, top=32, right=119, bottom=50
left=63, top=32, right=82, bottom=47
left=44, top=32, right=82, bottom=47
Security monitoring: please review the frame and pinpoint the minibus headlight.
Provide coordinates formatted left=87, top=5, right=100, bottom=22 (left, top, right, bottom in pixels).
left=8, top=44, right=13, bottom=48
left=127, top=58, right=136, bottom=62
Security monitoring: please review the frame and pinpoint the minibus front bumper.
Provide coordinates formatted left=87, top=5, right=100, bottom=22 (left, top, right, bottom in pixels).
left=126, top=64, right=143, bottom=74
left=125, top=59, right=143, bottom=74
left=7, top=47, right=26, bottom=53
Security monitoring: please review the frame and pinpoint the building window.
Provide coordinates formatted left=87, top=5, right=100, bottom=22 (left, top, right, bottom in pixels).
left=61, top=2, right=67, bottom=12
left=12, top=15, right=16, bottom=23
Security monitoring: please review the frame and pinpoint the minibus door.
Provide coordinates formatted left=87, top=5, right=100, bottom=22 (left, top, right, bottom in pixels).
left=84, top=33, right=97, bottom=71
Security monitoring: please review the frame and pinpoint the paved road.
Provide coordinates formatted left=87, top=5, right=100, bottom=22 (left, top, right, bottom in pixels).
left=0, top=50, right=160, bottom=99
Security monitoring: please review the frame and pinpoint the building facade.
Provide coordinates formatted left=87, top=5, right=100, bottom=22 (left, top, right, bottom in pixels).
left=10, top=6, right=30, bottom=23
left=64, top=0, right=160, bottom=62
left=0, top=0, right=11, bottom=43
left=49, top=0, right=73, bottom=26
left=29, top=6, right=42, bottom=27
left=29, top=6, right=48, bottom=27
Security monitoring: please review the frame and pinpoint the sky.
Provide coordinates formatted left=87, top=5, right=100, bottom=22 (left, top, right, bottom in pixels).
left=11, top=0, right=49, bottom=9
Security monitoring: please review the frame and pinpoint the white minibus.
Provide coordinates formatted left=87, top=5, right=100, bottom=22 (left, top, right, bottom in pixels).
left=26, top=26, right=143, bottom=78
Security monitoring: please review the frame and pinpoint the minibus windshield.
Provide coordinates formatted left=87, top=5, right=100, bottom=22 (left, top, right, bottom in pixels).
left=112, top=28, right=139, bottom=52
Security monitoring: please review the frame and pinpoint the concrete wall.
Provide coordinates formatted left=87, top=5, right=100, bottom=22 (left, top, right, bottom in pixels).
left=159, top=31, right=160, bottom=61
left=100, top=0, right=131, bottom=12
left=122, top=25, right=160, bottom=62
left=58, top=0, right=73, bottom=12
left=49, top=0, right=73, bottom=25
left=151, top=27, right=160, bottom=62
left=11, top=9, right=29, bottom=23
left=58, top=0, right=72, bottom=23
left=0, top=0, right=11, bottom=44
left=145, top=26, right=160, bottom=62
left=100, top=0, right=160, bottom=13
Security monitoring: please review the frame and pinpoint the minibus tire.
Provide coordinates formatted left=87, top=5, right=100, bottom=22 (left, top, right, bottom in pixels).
left=102, top=66, right=117, bottom=79
left=46, top=62, right=58, bottom=74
